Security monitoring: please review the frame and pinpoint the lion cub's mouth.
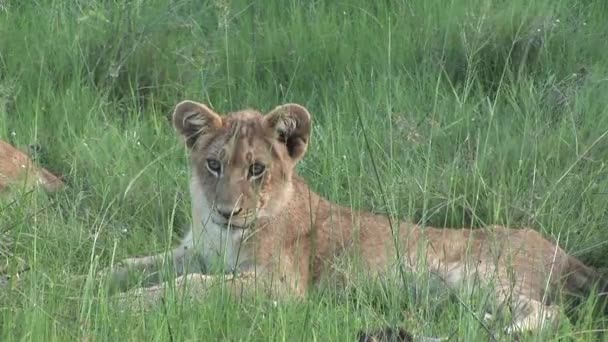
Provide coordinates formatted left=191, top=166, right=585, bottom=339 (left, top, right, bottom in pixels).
left=211, top=218, right=250, bottom=230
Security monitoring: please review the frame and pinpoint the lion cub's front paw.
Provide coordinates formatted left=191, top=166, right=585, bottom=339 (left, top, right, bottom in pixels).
left=97, top=259, right=141, bottom=292
left=114, top=273, right=213, bottom=311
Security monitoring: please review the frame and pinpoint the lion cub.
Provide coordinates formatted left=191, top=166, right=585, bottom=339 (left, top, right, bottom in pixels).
left=108, top=100, right=606, bottom=334
left=0, top=140, right=64, bottom=195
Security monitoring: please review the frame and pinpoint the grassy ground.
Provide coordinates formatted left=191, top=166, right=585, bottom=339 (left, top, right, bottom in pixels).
left=1, top=0, right=608, bottom=340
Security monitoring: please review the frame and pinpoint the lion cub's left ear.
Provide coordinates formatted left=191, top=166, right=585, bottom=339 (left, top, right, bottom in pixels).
left=263, top=104, right=312, bottom=162
left=172, top=100, right=223, bottom=148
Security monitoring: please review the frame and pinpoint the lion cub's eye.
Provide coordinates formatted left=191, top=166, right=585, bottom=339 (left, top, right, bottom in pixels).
left=206, top=158, right=222, bottom=176
left=248, top=162, right=266, bottom=179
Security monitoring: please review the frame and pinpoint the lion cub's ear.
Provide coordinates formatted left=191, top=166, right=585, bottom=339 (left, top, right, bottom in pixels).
left=263, top=103, right=312, bottom=161
left=172, top=100, right=223, bottom=148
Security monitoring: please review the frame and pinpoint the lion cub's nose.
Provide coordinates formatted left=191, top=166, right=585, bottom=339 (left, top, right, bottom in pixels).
left=218, top=208, right=242, bottom=219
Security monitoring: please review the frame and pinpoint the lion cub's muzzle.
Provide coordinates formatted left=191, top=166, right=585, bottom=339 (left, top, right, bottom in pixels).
left=211, top=206, right=258, bottom=229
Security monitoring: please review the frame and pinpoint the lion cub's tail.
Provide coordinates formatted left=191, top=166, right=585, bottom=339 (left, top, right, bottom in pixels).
left=564, top=256, right=608, bottom=310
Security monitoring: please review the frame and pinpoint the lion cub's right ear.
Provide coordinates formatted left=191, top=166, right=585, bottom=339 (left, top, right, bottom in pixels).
left=172, top=100, right=223, bottom=148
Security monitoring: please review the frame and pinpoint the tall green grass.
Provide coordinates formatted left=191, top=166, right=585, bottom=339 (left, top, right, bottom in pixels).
left=1, top=0, right=607, bottom=340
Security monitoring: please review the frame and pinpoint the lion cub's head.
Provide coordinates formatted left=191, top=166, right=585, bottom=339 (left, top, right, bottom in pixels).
left=172, top=100, right=311, bottom=229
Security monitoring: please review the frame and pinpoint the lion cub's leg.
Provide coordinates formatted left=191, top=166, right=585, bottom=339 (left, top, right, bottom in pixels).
left=114, top=250, right=308, bottom=310
left=115, top=273, right=228, bottom=309
left=505, top=296, right=560, bottom=334
left=115, top=270, right=301, bottom=310
left=490, top=284, right=561, bottom=334
left=106, top=244, right=202, bottom=291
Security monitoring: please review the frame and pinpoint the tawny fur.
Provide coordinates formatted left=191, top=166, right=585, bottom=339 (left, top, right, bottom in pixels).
left=106, top=101, right=606, bottom=334
left=0, top=140, right=64, bottom=194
